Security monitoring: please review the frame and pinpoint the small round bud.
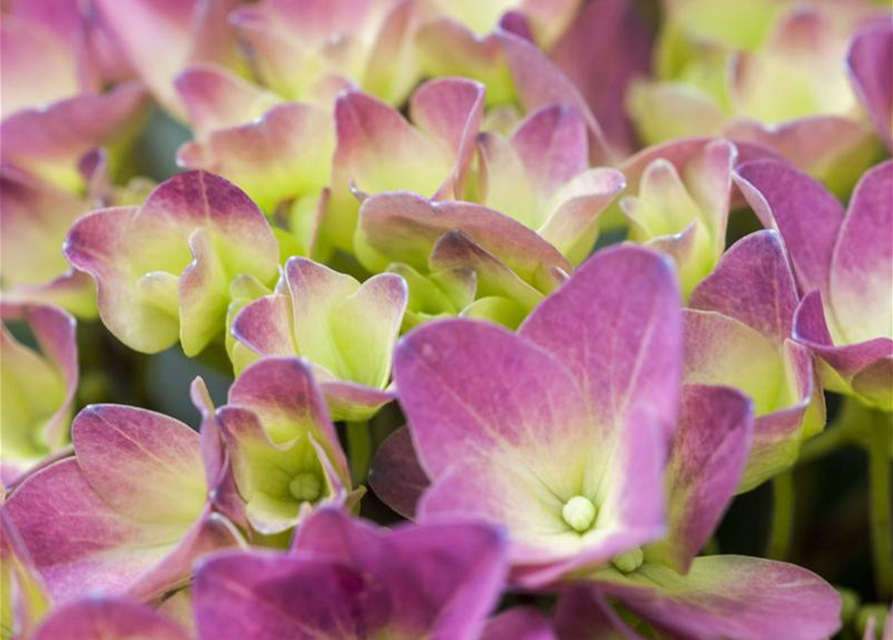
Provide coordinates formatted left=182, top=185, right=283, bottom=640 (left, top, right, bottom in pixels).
left=562, top=495, right=597, bottom=532
left=289, top=472, right=322, bottom=502
left=611, top=548, right=645, bottom=573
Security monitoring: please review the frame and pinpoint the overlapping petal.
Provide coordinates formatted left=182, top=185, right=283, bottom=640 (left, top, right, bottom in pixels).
left=215, top=357, right=351, bottom=534
left=0, top=304, right=78, bottom=486
left=194, top=507, right=507, bottom=640
left=64, top=170, right=280, bottom=356
left=232, top=257, right=406, bottom=420
left=735, top=159, right=893, bottom=409
left=562, top=556, right=841, bottom=640
left=847, top=22, right=893, bottom=151
left=322, top=78, right=485, bottom=252
left=621, top=139, right=735, bottom=296
left=4, top=405, right=241, bottom=603
left=396, top=245, right=681, bottom=586
left=686, top=231, right=825, bottom=489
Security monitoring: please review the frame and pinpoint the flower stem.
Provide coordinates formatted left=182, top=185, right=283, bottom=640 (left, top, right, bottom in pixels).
left=767, top=470, right=795, bottom=560
left=867, top=410, right=892, bottom=601
left=346, top=421, right=371, bottom=486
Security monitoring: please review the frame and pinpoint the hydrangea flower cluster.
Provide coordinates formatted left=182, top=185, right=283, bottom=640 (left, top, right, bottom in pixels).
left=1, top=1, right=892, bottom=639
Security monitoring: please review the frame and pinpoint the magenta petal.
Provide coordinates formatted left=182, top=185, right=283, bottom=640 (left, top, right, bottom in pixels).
left=0, top=83, right=148, bottom=190
left=734, top=160, right=844, bottom=297
left=519, top=244, right=682, bottom=441
left=828, top=160, right=893, bottom=345
left=358, top=192, right=572, bottom=290
left=394, top=319, right=587, bottom=481
left=646, top=385, right=753, bottom=573
left=227, top=357, right=349, bottom=487
left=195, top=509, right=506, bottom=640
left=690, top=230, right=799, bottom=344
left=595, top=556, right=842, bottom=640
left=847, top=23, right=893, bottom=150
left=31, top=597, right=190, bottom=640
left=368, top=426, right=430, bottom=519
left=555, top=585, right=648, bottom=640
left=511, top=105, right=588, bottom=197
left=293, top=508, right=507, bottom=640
left=481, top=607, right=557, bottom=640
left=549, top=0, right=654, bottom=157
left=497, top=30, right=613, bottom=163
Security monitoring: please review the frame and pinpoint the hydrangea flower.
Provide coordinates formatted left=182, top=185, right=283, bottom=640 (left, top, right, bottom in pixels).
left=193, top=507, right=507, bottom=640
left=620, top=138, right=735, bottom=297
left=4, top=404, right=242, bottom=603
left=685, top=230, right=824, bottom=490
left=550, top=384, right=840, bottom=640
left=629, top=0, right=886, bottom=194
left=0, top=0, right=147, bottom=192
left=0, top=304, right=77, bottom=487
left=64, top=170, right=280, bottom=356
left=1, top=510, right=49, bottom=639
left=735, top=159, right=892, bottom=410
left=208, top=357, right=353, bottom=534
left=232, top=258, right=407, bottom=420
left=391, top=245, right=682, bottom=586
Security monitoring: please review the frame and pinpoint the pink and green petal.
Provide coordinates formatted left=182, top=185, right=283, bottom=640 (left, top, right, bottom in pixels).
left=191, top=377, right=246, bottom=526
left=794, top=291, right=893, bottom=409
left=5, top=459, right=196, bottom=603
left=94, top=0, right=241, bottom=118
left=520, top=245, right=682, bottom=443
left=555, top=585, right=650, bottom=640
left=357, top=192, right=571, bottom=292
left=0, top=304, right=78, bottom=481
left=828, top=160, right=893, bottom=345
left=174, top=64, right=280, bottom=139
left=538, top=168, right=625, bottom=265
left=428, top=231, right=544, bottom=312
left=497, top=30, right=613, bottom=163
left=592, top=556, right=842, bottom=640
left=215, top=405, right=336, bottom=534
left=847, top=23, right=893, bottom=151
left=285, top=257, right=407, bottom=391
left=408, top=77, right=486, bottom=197
left=726, top=115, right=879, bottom=198
left=0, top=167, right=90, bottom=299
left=368, top=426, right=430, bottom=519
left=0, top=83, right=148, bottom=192
left=645, top=385, right=753, bottom=573
left=226, top=357, right=349, bottom=488
left=31, top=597, right=190, bottom=640
left=65, top=171, right=279, bottom=355
left=70, top=405, right=207, bottom=523
left=1, top=510, right=50, bottom=638
left=177, top=102, right=335, bottom=212
left=230, top=293, right=295, bottom=373
left=734, top=159, right=845, bottom=299
left=324, top=88, right=456, bottom=251
left=690, top=230, right=798, bottom=344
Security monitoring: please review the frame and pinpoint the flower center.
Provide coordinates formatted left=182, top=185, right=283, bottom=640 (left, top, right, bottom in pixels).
left=289, top=472, right=322, bottom=502
left=561, top=495, right=597, bottom=532
left=611, top=548, right=644, bottom=573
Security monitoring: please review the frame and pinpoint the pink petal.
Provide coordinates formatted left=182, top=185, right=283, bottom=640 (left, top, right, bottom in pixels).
left=31, top=597, right=190, bottom=640
left=595, top=556, right=842, bottom=640
left=645, top=385, right=753, bottom=573
left=549, top=0, right=654, bottom=156
left=829, top=160, right=893, bottom=345
left=847, top=23, right=893, bottom=150
left=481, top=607, right=557, bottom=640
